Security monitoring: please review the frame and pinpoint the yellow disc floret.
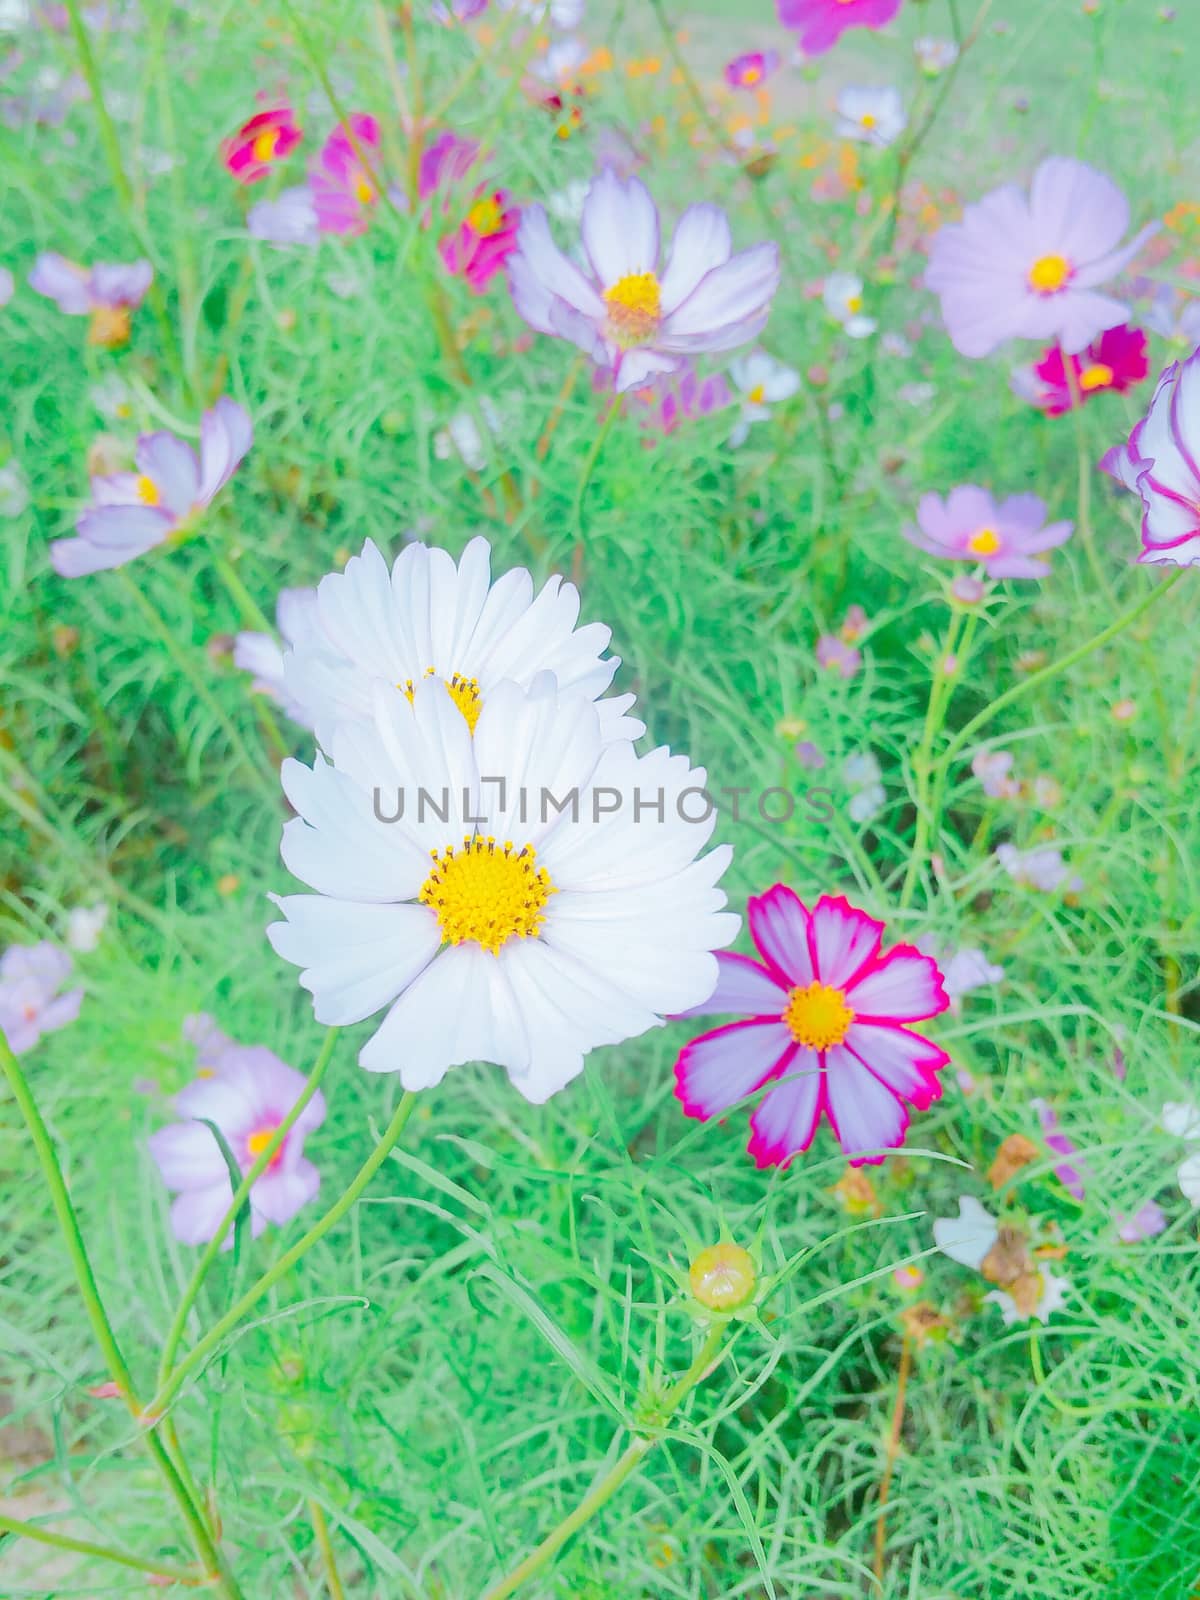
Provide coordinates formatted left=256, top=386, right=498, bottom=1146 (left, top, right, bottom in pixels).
left=604, top=271, right=662, bottom=347
left=967, top=526, right=1002, bottom=556
left=782, top=981, right=855, bottom=1050
left=1079, top=362, right=1114, bottom=392
left=1028, top=253, right=1071, bottom=293
left=401, top=668, right=483, bottom=734
left=420, top=836, right=555, bottom=956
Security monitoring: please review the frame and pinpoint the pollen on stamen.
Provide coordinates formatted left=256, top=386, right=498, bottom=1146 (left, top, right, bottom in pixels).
left=604, top=271, right=662, bottom=348
left=420, top=835, right=555, bottom=956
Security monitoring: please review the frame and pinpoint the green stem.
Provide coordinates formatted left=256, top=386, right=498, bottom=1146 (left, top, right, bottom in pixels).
left=309, top=1499, right=347, bottom=1600
left=934, top=569, right=1185, bottom=783
left=0, top=1033, right=244, bottom=1598
left=156, top=1030, right=340, bottom=1390
left=0, top=1513, right=199, bottom=1584
left=899, top=605, right=968, bottom=908
left=1064, top=353, right=1117, bottom=605
left=571, top=395, right=622, bottom=555
left=148, top=1090, right=419, bottom=1418
left=480, top=1322, right=733, bottom=1600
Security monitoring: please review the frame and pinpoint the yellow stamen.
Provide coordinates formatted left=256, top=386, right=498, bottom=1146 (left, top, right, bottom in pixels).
left=860, top=113, right=877, bottom=129
left=968, top=526, right=1001, bottom=556
left=748, top=383, right=766, bottom=404
left=420, top=836, right=554, bottom=956
left=246, top=1124, right=283, bottom=1168
left=743, top=65, right=761, bottom=85
left=604, top=270, right=662, bottom=347
left=466, top=194, right=505, bottom=237
left=782, top=981, right=854, bottom=1050
left=352, top=170, right=376, bottom=205
left=401, top=668, right=483, bottom=734
left=251, top=126, right=281, bottom=164
left=136, top=475, right=160, bottom=506
left=1028, top=253, right=1071, bottom=293
left=87, top=306, right=132, bottom=349
left=1079, top=362, right=1114, bottom=392
left=846, top=294, right=863, bottom=314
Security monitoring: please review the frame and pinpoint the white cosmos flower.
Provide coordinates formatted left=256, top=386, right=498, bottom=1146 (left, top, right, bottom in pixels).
left=823, top=273, right=876, bottom=339
left=281, top=536, right=643, bottom=752
left=834, top=86, right=907, bottom=149
left=507, top=168, right=781, bottom=393
left=235, top=588, right=320, bottom=729
left=933, top=1196, right=1070, bottom=1325
left=268, top=674, right=737, bottom=1102
left=728, top=349, right=800, bottom=446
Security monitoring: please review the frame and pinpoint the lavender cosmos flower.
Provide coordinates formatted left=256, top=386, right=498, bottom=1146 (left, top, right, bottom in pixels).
left=995, top=842, right=1082, bottom=894
left=903, top=485, right=1073, bottom=579
left=0, top=943, right=83, bottom=1054
left=29, top=252, right=152, bottom=347
left=1103, top=347, right=1200, bottom=567
left=724, top=50, right=779, bottom=89
left=247, top=185, right=320, bottom=247
left=925, top=157, right=1158, bottom=358
left=234, top=587, right=319, bottom=728
left=50, top=398, right=252, bottom=578
left=507, top=168, right=780, bottom=392
left=148, top=1027, right=326, bottom=1247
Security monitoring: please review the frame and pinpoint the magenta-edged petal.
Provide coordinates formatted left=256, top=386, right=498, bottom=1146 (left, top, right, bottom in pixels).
left=658, top=203, right=732, bottom=315
left=808, top=894, right=885, bottom=989
left=823, top=1046, right=908, bottom=1166
left=747, top=1054, right=822, bottom=1168
left=659, top=242, right=780, bottom=343
left=844, top=1022, right=947, bottom=1111
left=613, top=346, right=680, bottom=393
left=673, top=1017, right=792, bottom=1119
left=746, top=883, right=814, bottom=987
left=136, top=431, right=200, bottom=517
left=844, top=944, right=949, bottom=1022
left=508, top=205, right=604, bottom=332
left=674, top=950, right=788, bottom=1018
left=581, top=169, right=659, bottom=287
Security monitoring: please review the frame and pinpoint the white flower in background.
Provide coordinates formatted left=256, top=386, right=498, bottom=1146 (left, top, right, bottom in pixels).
left=433, top=397, right=506, bottom=473
left=66, top=904, right=109, bottom=953
left=0, top=0, right=30, bottom=31
left=89, top=372, right=135, bottom=422
left=501, top=0, right=585, bottom=27
left=834, top=86, right=907, bottom=148
left=281, top=537, right=643, bottom=752
left=0, top=461, right=30, bottom=518
left=914, top=36, right=959, bottom=75
left=268, top=674, right=737, bottom=1102
left=234, top=588, right=320, bottom=729
left=823, top=273, right=876, bottom=339
left=1163, top=1100, right=1200, bottom=1203
left=530, top=34, right=589, bottom=84
left=843, top=751, right=885, bottom=823
left=933, top=1196, right=1071, bottom=1326
left=995, top=842, right=1082, bottom=894
left=547, top=179, right=590, bottom=226
left=727, top=349, right=800, bottom=445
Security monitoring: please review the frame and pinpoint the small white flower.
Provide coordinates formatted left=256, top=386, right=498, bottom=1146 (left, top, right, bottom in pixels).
left=66, top=904, right=109, bottom=953
left=1163, top=1101, right=1200, bottom=1140
left=823, top=273, right=876, bottom=339
left=89, top=373, right=135, bottom=422
left=1179, top=1151, right=1200, bottom=1205
left=985, top=1269, right=1071, bottom=1326
left=547, top=179, right=590, bottom=226
left=0, top=461, right=30, bottom=518
left=941, top=947, right=1004, bottom=999
left=727, top=349, right=800, bottom=445
left=234, top=589, right=320, bottom=729
left=914, top=36, right=959, bottom=75
left=933, top=1195, right=998, bottom=1269
left=834, top=86, right=907, bottom=149
left=0, top=0, right=31, bottom=31
left=881, top=331, right=913, bottom=358
left=433, top=398, right=505, bottom=474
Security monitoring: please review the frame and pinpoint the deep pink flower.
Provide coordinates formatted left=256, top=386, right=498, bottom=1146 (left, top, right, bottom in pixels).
left=724, top=50, right=779, bottom=88
left=148, top=1027, right=326, bottom=1248
left=439, top=190, right=520, bottom=292
left=221, top=105, right=303, bottom=185
left=777, top=0, right=902, bottom=56
left=419, top=130, right=481, bottom=199
left=310, top=114, right=383, bottom=236
left=1103, top=347, right=1200, bottom=567
left=1022, top=325, right=1149, bottom=416
left=903, top=485, right=1073, bottom=579
left=674, top=886, right=950, bottom=1167
left=926, top=157, right=1158, bottom=358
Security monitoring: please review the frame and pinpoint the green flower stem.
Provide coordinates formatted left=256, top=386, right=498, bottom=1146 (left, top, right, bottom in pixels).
left=899, top=605, right=970, bottom=909
left=934, top=568, right=1185, bottom=788
left=208, top=548, right=291, bottom=758
left=0, top=1512, right=200, bottom=1584
left=156, top=1029, right=341, bottom=1391
left=309, top=1498, right=347, bottom=1600
left=480, top=1321, right=734, bottom=1600
left=148, top=1089, right=419, bottom=1419
left=1064, top=356, right=1117, bottom=606
left=571, top=395, right=623, bottom=556
left=0, top=1032, right=244, bottom=1598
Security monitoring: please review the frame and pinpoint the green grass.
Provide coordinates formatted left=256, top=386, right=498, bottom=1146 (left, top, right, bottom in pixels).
left=2, top=0, right=1200, bottom=1595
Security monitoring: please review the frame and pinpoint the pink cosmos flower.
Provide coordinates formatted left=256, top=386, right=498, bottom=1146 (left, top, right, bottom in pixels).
left=925, top=157, right=1159, bottom=357
left=674, top=886, right=950, bottom=1167
left=903, top=485, right=1073, bottom=579
left=724, top=50, right=779, bottom=88
left=816, top=604, right=868, bottom=679
left=778, top=0, right=902, bottom=56
left=1032, top=1098, right=1088, bottom=1201
left=0, top=943, right=83, bottom=1054
left=221, top=104, right=303, bottom=185
left=50, top=398, right=252, bottom=578
left=419, top=136, right=521, bottom=294
left=971, top=748, right=1020, bottom=799
left=1103, top=348, right=1200, bottom=567
left=29, top=252, right=152, bottom=347
left=507, top=168, right=780, bottom=392
left=1018, top=324, right=1149, bottom=416
left=310, top=114, right=383, bottom=236
left=148, top=1027, right=326, bottom=1248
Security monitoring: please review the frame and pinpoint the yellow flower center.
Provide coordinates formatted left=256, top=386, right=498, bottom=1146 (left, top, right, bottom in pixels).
left=87, top=305, right=132, bottom=349
left=136, top=475, right=160, bottom=506
left=846, top=294, right=863, bottom=313
left=353, top=170, right=376, bottom=206
left=782, top=981, right=855, bottom=1050
left=968, top=526, right=1001, bottom=556
left=748, top=382, right=766, bottom=404
left=420, top=836, right=555, bottom=956
left=246, top=1124, right=283, bottom=1169
left=251, top=126, right=281, bottom=164
left=466, top=193, right=506, bottom=237
left=604, top=270, right=662, bottom=347
left=1079, top=361, right=1114, bottom=391
left=743, top=64, right=762, bottom=84
left=860, top=113, right=877, bottom=129
left=401, top=668, right=482, bottom=734
left=1028, top=253, right=1071, bottom=293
